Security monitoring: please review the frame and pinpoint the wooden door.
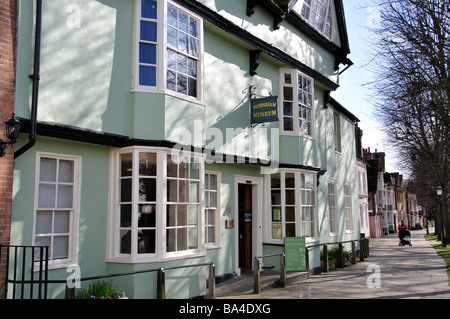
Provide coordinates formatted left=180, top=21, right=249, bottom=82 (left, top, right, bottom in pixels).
left=238, top=184, right=253, bottom=270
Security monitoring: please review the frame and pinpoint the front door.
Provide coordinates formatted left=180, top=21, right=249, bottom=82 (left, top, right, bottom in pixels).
left=238, top=184, right=252, bottom=270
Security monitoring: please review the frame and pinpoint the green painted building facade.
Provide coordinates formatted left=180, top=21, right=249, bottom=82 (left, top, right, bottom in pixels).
left=10, top=0, right=359, bottom=299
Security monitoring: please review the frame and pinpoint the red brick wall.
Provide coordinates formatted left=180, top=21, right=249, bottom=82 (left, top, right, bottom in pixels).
left=0, top=0, right=17, bottom=299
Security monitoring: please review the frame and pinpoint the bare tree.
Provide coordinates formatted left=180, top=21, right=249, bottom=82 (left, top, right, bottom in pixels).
left=367, top=0, right=450, bottom=237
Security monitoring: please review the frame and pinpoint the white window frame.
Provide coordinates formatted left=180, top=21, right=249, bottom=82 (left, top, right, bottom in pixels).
left=299, top=0, right=334, bottom=39
left=280, top=68, right=315, bottom=138
left=333, top=112, right=341, bottom=153
left=107, top=147, right=206, bottom=263
left=33, top=152, right=81, bottom=270
left=265, top=169, right=318, bottom=244
left=204, top=171, right=221, bottom=248
left=344, top=181, right=353, bottom=233
left=133, top=0, right=204, bottom=103
left=328, top=178, right=338, bottom=235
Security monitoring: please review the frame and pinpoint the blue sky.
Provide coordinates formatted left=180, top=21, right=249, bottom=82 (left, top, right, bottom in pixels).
left=332, top=1, right=402, bottom=173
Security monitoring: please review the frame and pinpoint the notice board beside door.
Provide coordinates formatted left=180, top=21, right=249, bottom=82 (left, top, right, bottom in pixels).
left=284, top=237, right=306, bottom=272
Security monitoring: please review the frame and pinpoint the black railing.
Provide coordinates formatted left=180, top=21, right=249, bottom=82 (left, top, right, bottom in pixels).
left=61, top=262, right=216, bottom=299
left=0, top=245, right=49, bottom=299
left=253, top=253, right=286, bottom=294
left=253, top=238, right=370, bottom=294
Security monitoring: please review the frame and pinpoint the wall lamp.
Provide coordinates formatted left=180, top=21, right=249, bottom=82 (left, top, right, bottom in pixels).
left=0, top=114, right=22, bottom=157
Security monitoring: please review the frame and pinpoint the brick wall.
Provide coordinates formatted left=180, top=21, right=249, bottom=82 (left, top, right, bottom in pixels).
left=0, top=0, right=17, bottom=299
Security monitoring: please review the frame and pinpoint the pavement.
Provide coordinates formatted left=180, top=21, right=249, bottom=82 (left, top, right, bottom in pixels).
left=215, top=229, right=450, bottom=299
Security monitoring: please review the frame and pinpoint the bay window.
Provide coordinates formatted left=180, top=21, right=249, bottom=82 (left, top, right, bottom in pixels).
left=110, top=147, right=205, bottom=262
left=300, top=0, right=333, bottom=39
left=135, top=0, right=203, bottom=100
left=267, top=170, right=317, bottom=243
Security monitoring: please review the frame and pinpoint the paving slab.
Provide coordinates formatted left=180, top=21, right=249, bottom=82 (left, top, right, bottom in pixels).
left=216, top=229, right=450, bottom=299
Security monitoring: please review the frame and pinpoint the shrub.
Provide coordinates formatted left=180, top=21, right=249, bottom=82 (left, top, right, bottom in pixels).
left=76, top=280, right=126, bottom=299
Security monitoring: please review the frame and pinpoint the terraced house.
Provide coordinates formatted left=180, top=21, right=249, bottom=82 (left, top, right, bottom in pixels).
left=8, top=0, right=359, bottom=299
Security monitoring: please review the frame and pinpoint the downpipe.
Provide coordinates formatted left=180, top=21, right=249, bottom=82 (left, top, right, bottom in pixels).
left=15, top=0, right=42, bottom=159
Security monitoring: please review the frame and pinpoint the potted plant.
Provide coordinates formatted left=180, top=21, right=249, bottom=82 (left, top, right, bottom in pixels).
left=76, top=280, right=127, bottom=299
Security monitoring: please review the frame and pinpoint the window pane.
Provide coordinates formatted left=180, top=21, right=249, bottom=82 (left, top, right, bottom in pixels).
left=139, top=43, right=157, bottom=65
left=188, top=78, right=197, bottom=97
left=120, top=204, right=132, bottom=227
left=178, top=33, right=188, bottom=54
left=207, top=209, right=215, bottom=225
left=286, top=206, right=295, bottom=222
left=39, top=184, right=56, bottom=208
left=179, top=11, right=188, bottom=33
left=138, top=204, right=156, bottom=227
left=271, top=190, right=281, bottom=205
left=166, top=70, right=176, bottom=91
left=209, top=174, right=217, bottom=190
left=167, top=26, right=177, bottom=48
left=120, top=153, right=132, bottom=177
left=53, top=236, right=69, bottom=260
left=283, top=102, right=293, bottom=116
left=140, top=65, right=156, bottom=86
left=188, top=205, right=197, bottom=225
left=34, top=237, right=51, bottom=257
left=138, top=230, right=155, bottom=254
left=167, top=229, right=176, bottom=252
left=177, top=228, right=187, bottom=250
left=36, top=211, right=52, bottom=234
left=190, top=181, right=199, bottom=203
left=188, top=58, right=197, bottom=77
left=189, top=227, right=198, bottom=249
left=177, top=74, right=187, bottom=94
left=141, top=0, right=157, bottom=19
left=139, top=178, right=156, bottom=202
left=57, top=185, right=73, bottom=208
left=54, top=211, right=70, bottom=233
left=284, top=86, right=293, bottom=101
left=140, top=20, right=157, bottom=42
left=189, top=38, right=199, bottom=57
left=286, top=223, right=295, bottom=237
left=286, top=190, right=295, bottom=205
left=59, top=160, right=74, bottom=183
left=167, top=5, right=177, bottom=27
left=167, top=204, right=176, bottom=227
left=139, top=152, right=157, bottom=176
left=40, top=158, right=57, bottom=182
left=120, top=230, right=131, bottom=254
left=272, top=223, right=282, bottom=239
left=167, top=180, right=178, bottom=202
left=177, top=205, right=187, bottom=226
left=120, top=179, right=132, bottom=202
left=167, top=49, right=176, bottom=70
left=189, top=17, right=199, bottom=37
left=177, top=53, right=187, bottom=74
left=283, top=117, right=293, bottom=131
left=207, top=226, right=215, bottom=243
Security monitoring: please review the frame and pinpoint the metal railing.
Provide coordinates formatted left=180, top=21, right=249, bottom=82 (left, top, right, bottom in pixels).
left=0, top=245, right=49, bottom=299
left=253, top=253, right=286, bottom=294
left=253, top=238, right=370, bottom=294
left=62, top=262, right=216, bottom=299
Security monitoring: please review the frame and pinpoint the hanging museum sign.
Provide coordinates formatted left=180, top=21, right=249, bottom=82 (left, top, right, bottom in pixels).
left=250, top=96, right=279, bottom=125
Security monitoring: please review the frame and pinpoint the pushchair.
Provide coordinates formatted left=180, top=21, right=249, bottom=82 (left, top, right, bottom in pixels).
left=398, top=229, right=412, bottom=246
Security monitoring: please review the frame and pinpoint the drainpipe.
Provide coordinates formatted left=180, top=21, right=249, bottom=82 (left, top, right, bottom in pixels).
left=15, top=0, right=42, bottom=159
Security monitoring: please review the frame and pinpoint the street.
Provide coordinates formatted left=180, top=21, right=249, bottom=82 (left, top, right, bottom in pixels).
left=218, top=229, right=450, bottom=299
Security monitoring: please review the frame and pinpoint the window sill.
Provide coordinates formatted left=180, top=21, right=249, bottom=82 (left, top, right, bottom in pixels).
left=33, top=260, right=76, bottom=272
left=131, top=87, right=205, bottom=107
left=106, top=250, right=207, bottom=264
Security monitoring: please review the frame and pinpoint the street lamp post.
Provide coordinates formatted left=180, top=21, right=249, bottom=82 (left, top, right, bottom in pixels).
left=436, top=185, right=446, bottom=247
